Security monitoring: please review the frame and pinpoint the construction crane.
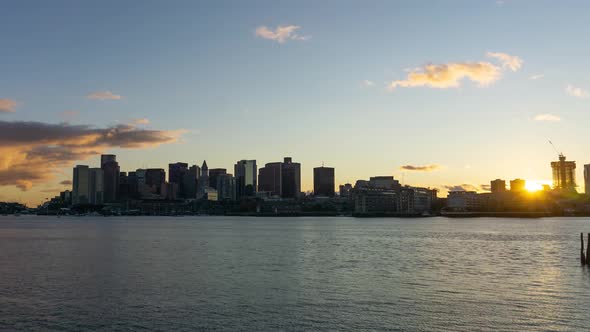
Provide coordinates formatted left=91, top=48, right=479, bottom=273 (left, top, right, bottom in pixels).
left=548, top=140, right=564, bottom=158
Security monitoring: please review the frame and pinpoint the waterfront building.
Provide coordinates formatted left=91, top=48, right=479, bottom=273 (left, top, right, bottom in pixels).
left=258, top=162, right=282, bottom=197
left=313, top=166, right=335, bottom=197
left=446, top=191, right=481, bottom=211
left=490, top=179, right=506, bottom=194
left=551, top=154, right=576, bottom=191
left=88, top=168, right=104, bottom=205
left=281, top=157, right=301, bottom=199
left=510, top=179, right=526, bottom=193
left=339, top=183, right=353, bottom=199
left=73, top=165, right=90, bottom=205
left=235, top=160, right=257, bottom=199
left=216, top=173, right=236, bottom=201
left=101, top=155, right=120, bottom=203
left=209, top=168, right=227, bottom=190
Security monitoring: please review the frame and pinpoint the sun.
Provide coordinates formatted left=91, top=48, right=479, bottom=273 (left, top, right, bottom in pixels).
left=525, top=180, right=551, bottom=192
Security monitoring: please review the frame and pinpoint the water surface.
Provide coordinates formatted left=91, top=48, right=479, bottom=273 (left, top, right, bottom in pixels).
left=1, top=216, right=589, bottom=331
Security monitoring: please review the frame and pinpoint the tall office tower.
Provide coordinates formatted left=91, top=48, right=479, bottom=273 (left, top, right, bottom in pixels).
left=258, top=162, right=282, bottom=196
left=585, top=164, right=590, bottom=195
left=208, top=168, right=227, bottom=190
left=197, top=160, right=209, bottom=199
left=101, top=154, right=120, bottom=203
left=216, top=173, right=236, bottom=201
left=551, top=154, right=577, bottom=191
left=234, top=160, right=257, bottom=199
left=169, top=162, right=189, bottom=197
left=182, top=165, right=199, bottom=199
left=490, top=179, right=506, bottom=194
left=314, top=166, right=335, bottom=197
left=281, top=157, right=301, bottom=199
left=146, top=168, right=166, bottom=195
left=73, top=165, right=90, bottom=205
left=118, top=172, right=130, bottom=201
left=510, top=178, right=526, bottom=193
left=89, top=168, right=104, bottom=205
left=127, top=171, right=138, bottom=199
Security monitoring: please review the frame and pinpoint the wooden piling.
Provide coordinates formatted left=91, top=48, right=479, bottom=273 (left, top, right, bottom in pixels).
left=586, top=233, right=590, bottom=266
left=582, top=233, right=586, bottom=266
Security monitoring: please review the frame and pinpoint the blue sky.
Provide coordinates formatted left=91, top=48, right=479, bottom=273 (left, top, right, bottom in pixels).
left=1, top=0, right=590, bottom=204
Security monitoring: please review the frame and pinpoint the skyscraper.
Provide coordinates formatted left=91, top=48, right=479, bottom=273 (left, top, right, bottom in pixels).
left=314, top=166, right=335, bottom=197
left=490, top=179, right=506, bottom=194
left=281, top=157, right=301, bottom=199
left=216, top=173, right=236, bottom=201
left=235, top=160, right=257, bottom=198
left=88, top=168, right=104, bottom=204
left=101, top=154, right=120, bottom=203
left=73, top=165, right=90, bottom=205
left=169, top=162, right=189, bottom=197
left=584, top=164, right=590, bottom=195
left=182, top=165, right=199, bottom=199
left=208, top=168, right=227, bottom=190
left=258, top=162, right=282, bottom=196
left=551, top=154, right=576, bottom=191
left=197, top=160, right=209, bottom=199
left=146, top=168, right=166, bottom=196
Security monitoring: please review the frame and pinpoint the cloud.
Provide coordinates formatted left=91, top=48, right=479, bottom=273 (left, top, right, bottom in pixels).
left=362, top=80, right=375, bottom=87
left=0, top=120, right=183, bottom=190
left=388, top=52, right=522, bottom=90
left=480, top=184, right=491, bottom=191
left=255, top=25, right=309, bottom=43
left=566, top=84, right=588, bottom=99
left=132, top=118, right=150, bottom=125
left=529, top=74, right=544, bottom=80
left=400, top=164, right=441, bottom=172
left=87, top=91, right=122, bottom=100
left=388, top=62, right=501, bottom=89
left=534, top=113, right=561, bottom=122
left=442, top=184, right=480, bottom=192
left=486, top=52, right=523, bottom=71
left=0, top=98, right=18, bottom=113
left=60, top=180, right=72, bottom=185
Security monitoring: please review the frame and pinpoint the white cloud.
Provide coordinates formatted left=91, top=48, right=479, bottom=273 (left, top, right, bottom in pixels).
left=486, top=52, right=523, bottom=71
left=566, top=84, right=588, bottom=99
left=529, top=74, right=544, bottom=80
left=362, top=80, right=375, bottom=87
left=87, top=91, right=122, bottom=100
left=255, top=25, right=309, bottom=43
left=132, top=118, right=150, bottom=125
left=0, top=98, right=18, bottom=113
left=534, top=114, right=561, bottom=122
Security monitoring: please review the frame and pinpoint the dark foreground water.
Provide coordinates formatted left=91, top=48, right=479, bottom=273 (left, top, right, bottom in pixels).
left=1, top=216, right=590, bottom=331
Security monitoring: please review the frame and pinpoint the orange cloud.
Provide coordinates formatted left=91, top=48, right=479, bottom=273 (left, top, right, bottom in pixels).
left=388, top=62, right=501, bottom=89
left=0, top=98, right=18, bottom=113
left=0, top=121, right=182, bottom=191
left=87, top=91, right=122, bottom=100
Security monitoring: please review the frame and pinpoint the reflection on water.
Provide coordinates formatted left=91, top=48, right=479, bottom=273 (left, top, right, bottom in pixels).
left=1, top=216, right=590, bottom=331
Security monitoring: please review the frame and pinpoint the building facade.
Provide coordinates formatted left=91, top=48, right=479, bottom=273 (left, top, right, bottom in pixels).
left=551, top=154, right=576, bottom=191
left=235, top=160, right=257, bottom=198
left=313, top=166, right=335, bottom=197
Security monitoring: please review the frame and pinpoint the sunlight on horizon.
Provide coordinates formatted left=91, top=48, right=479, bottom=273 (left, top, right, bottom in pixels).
left=525, top=180, right=552, bottom=192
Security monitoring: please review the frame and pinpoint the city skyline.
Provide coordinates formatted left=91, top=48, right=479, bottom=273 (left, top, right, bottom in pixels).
left=2, top=1, right=590, bottom=205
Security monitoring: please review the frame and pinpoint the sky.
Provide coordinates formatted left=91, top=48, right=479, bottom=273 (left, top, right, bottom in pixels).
left=2, top=0, right=590, bottom=205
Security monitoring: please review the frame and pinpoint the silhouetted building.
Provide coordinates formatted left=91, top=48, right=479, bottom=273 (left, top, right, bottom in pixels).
left=510, top=179, right=526, bottom=193
left=146, top=168, right=166, bottom=196
left=169, top=162, right=188, bottom=196
left=281, top=157, right=301, bottom=199
left=551, top=154, right=576, bottom=192
left=182, top=165, right=199, bottom=199
left=101, top=154, right=120, bottom=203
left=88, top=168, right=104, bottom=205
left=216, top=173, right=236, bottom=201
left=197, top=160, right=209, bottom=199
left=490, top=179, right=506, bottom=194
left=118, top=172, right=130, bottom=201
left=314, top=166, right=335, bottom=197
left=209, top=168, right=227, bottom=190
left=339, top=183, right=353, bottom=199
left=235, top=160, right=257, bottom=198
left=73, top=165, right=90, bottom=205
left=258, top=162, right=282, bottom=196
left=585, top=164, right=590, bottom=195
